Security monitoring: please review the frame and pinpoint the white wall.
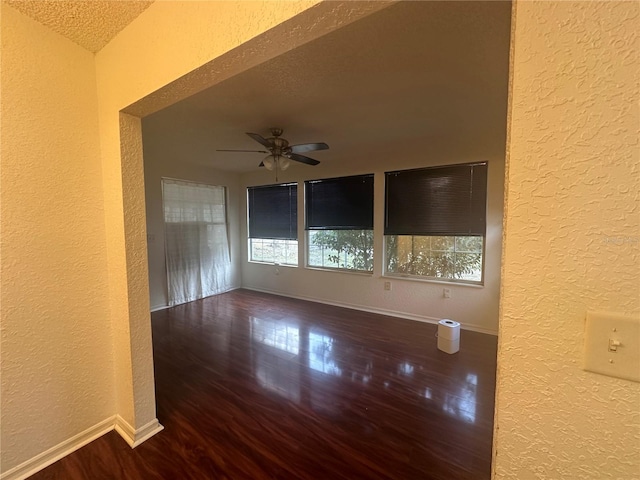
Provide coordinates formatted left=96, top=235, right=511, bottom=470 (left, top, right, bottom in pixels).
left=240, top=136, right=505, bottom=334
left=494, top=1, right=640, bottom=478
left=0, top=5, right=114, bottom=473
left=142, top=116, right=242, bottom=310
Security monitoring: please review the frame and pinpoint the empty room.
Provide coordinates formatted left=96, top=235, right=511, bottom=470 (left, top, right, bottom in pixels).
left=1, top=1, right=637, bottom=480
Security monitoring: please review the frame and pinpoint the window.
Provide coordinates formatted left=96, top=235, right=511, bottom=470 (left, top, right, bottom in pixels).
left=248, top=183, right=298, bottom=265
left=384, top=162, right=487, bottom=283
left=162, top=179, right=231, bottom=306
left=305, top=174, right=374, bottom=272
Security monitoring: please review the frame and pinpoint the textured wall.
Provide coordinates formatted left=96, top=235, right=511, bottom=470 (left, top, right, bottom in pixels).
left=0, top=5, right=114, bottom=472
left=495, top=1, right=640, bottom=478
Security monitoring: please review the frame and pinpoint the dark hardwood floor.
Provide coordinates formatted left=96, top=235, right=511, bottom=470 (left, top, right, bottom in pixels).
left=31, top=289, right=497, bottom=479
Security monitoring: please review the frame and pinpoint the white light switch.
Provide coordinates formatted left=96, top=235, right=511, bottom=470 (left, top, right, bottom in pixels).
left=583, top=311, right=640, bottom=382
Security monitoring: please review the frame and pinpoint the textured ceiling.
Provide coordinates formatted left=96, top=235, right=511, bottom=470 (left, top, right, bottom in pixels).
left=6, top=0, right=153, bottom=53
left=142, top=1, right=513, bottom=174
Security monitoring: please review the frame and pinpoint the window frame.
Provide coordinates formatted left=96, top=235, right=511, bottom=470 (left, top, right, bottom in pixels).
left=383, top=162, right=488, bottom=285
left=304, top=174, right=374, bottom=273
left=247, top=182, right=299, bottom=266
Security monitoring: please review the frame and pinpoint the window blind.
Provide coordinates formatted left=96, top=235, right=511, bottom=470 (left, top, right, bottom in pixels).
left=305, top=174, right=374, bottom=230
left=384, top=162, right=487, bottom=236
left=248, top=183, right=298, bottom=240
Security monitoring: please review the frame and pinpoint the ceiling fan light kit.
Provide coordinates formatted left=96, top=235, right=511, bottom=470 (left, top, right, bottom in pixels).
left=217, top=128, right=328, bottom=179
left=261, top=153, right=291, bottom=172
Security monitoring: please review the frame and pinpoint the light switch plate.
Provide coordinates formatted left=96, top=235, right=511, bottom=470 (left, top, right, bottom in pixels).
left=583, top=311, right=640, bottom=382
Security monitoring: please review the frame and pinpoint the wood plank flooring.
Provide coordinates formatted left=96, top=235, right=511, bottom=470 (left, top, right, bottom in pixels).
left=31, top=289, right=497, bottom=479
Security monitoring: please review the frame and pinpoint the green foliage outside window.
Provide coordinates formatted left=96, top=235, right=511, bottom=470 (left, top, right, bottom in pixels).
left=308, top=230, right=373, bottom=271
left=385, top=235, right=483, bottom=282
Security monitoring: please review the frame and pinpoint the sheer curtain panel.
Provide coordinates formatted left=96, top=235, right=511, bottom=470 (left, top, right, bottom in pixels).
left=162, top=179, right=231, bottom=306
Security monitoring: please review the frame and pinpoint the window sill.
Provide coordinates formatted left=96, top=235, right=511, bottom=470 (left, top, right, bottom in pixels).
left=305, top=266, right=373, bottom=277
left=382, top=273, right=484, bottom=288
left=248, top=260, right=298, bottom=268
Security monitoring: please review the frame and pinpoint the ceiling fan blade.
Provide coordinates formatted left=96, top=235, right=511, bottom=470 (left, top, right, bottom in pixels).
left=287, top=152, right=320, bottom=166
left=217, top=149, right=269, bottom=153
left=290, top=142, right=329, bottom=154
left=246, top=132, right=272, bottom=148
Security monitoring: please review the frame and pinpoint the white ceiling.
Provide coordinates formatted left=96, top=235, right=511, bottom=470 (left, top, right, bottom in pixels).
left=143, top=1, right=512, bottom=174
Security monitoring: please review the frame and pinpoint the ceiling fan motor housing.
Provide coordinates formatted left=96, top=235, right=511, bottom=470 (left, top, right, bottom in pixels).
left=269, top=128, right=293, bottom=157
left=269, top=136, right=289, bottom=156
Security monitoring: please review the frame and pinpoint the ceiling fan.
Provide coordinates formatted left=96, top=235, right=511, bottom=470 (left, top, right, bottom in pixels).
left=217, top=128, right=328, bottom=172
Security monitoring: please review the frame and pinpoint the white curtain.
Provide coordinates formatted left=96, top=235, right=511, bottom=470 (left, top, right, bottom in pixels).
left=162, top=179, right=231, bottom=306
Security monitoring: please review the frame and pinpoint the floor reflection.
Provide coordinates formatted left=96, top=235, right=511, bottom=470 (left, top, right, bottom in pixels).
left=442, top=373, right=478, bottom=424
left=251, top=317, right=299, bottom=355
left=398, top=361, right=414, bottom=377
left=251, top=317, right=301, bottom=402
left=308, top=330, right=342, bottom=377
left=249, top=315, right=480, bottom=426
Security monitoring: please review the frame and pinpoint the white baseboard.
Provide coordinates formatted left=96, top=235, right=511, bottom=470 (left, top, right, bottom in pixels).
left=152, top=286, right=241, bottom=312
left=243, top=287, right=498, bottom=336
left=114, top=415, right=164, bottom=448
left=0, top=416, right=164, bottom=480
left=0, top=416, right=116, bottom=480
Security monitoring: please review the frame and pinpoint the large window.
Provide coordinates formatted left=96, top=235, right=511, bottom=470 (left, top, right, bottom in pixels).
left=162, top=179, right=231, bottom=306
left=248, top=183, right=298, bottom=265
left=305, top=174, right=374, bottom=272
left=384, top=162, right=487, bottom=283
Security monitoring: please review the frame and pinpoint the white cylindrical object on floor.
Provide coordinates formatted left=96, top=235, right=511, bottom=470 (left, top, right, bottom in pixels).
left=437, top=336, right=460, bottom=354
left=438, top=319, right=460, bottom=354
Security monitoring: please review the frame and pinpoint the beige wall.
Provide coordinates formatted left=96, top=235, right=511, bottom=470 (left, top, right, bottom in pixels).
left=495, top=1, right=640, bottom=478
left=3, top=0, right=638, bottom=478
left=0, top=4, right=114, bottom=471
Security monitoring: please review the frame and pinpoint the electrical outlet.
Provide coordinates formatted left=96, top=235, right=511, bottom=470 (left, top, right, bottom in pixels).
left=443, top=288, right=451, bottom=298
left=384, top=281, right=392, bottom=291
left=584, top=311, right=640, bottom=382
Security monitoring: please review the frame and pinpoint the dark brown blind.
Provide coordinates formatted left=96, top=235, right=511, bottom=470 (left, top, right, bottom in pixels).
left=384, top=162, right=487, bottom=236
left=248, top=183, right=297, bottom=240
left=305, top=174, right=374, bottom=230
